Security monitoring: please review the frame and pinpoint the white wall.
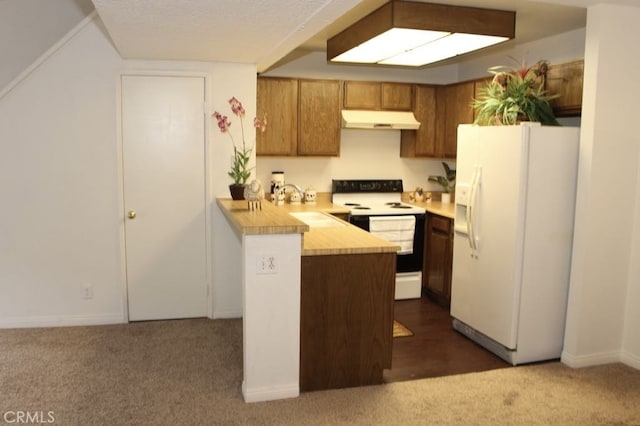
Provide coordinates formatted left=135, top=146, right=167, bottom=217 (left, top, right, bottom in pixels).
left=625, top=149, right=640, bottom=360
left=0, top=12, right=257, bottom=325
left=0, top=15, right=124, bottom=326
left=561, top=3, right=640, bottom=369
left=257, top=130, right=451, bottom=194
left=0, top=0, right=95, bottom=91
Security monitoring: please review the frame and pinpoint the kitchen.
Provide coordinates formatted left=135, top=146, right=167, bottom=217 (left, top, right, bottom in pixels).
left=246, top=40, right=584, bottom=388
left=1, top=0, right=639, bottom=410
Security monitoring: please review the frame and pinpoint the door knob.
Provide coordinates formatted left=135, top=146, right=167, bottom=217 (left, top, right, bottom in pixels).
left=127, top=210, right=137, bottom=219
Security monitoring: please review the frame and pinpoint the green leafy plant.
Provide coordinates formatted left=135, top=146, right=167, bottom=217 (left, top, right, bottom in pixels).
left=428, top=162, right=456, bottom=193
left=213, top=97, right=267, bottom=185
left=473, top=58, right=560, bottom=126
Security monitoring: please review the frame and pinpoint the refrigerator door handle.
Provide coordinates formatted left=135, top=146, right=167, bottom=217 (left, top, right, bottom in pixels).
left=466, top=183, right=475, bottom=251
left=468, top=167, right=481, bottom=257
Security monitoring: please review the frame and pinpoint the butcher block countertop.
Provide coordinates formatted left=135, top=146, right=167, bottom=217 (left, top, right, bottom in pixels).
left=413, top=200, right=455, bottom=219
left=400, top=192, right=455, bottom=219
left=217, top=198, right=310, bottom=235
left=216, top=197, right=398, bottom=256
left=300, top=222, right=398, bottom=256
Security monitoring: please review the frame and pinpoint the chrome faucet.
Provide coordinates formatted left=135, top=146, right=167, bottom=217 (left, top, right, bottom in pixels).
left=275, top=183, right=303, bottom=206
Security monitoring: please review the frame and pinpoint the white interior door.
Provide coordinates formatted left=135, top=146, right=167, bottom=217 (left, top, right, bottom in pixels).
left=121, top=75, right=207, bottom=321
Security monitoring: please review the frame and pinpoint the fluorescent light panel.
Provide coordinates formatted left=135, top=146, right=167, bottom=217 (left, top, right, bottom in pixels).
left=327, top=1, right=516, bottom=68
left=331, top=28, right=449, bottom=63
left=379, top=33, right=509, bottom=66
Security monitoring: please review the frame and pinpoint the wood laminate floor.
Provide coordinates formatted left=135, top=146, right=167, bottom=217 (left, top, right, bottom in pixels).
left=384, top=296, right=511, bottom=383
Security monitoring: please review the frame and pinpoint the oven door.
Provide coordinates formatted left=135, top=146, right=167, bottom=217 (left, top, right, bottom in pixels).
left=349, top=213, right=425, bottom=273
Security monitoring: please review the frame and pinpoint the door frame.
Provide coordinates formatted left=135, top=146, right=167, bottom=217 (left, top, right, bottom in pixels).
left=116, top=70, right=213, bottom=322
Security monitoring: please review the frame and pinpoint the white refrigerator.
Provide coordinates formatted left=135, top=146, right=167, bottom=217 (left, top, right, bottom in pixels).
left=451, top=123, right=579, bottom=365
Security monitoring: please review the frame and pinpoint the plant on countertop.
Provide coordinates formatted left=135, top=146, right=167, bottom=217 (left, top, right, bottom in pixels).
left=472, top=58, right=560, bottom=126
left=213, top=97, right=267, bottom=185
left=428, top=162, right=456, bottom=193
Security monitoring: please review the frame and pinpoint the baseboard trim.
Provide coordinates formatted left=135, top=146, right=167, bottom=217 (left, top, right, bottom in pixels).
left=621, top=351, right=640, bottom=370
left=212, top=308, right=242, bottom=319
left=561, top=349, right=621, bottom=367
left=0, top=313, right=125, bottom=329
left=242, top=382, right=299, bottom=403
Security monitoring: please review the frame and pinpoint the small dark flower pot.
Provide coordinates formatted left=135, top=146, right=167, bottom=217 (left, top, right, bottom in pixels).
left=229, top=184, right=246, bottom=200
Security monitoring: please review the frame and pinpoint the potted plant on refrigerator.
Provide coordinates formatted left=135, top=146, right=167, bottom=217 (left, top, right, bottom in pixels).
left=428, top=162, right=456, bottom=204
left=472, top=58, right=560, bottom=126
left=213, top=97, right=267, bottom=200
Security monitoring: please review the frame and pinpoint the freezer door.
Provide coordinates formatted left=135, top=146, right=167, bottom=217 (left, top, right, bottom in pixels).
left=451, top=125, right=530, bottom=349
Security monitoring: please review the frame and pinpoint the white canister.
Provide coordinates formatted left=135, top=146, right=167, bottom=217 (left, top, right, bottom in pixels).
left=289, top=191, right=301, bottom=204
left=304, top=187, right=317, bottom=203
left=270, top=171, right=284, bottom=202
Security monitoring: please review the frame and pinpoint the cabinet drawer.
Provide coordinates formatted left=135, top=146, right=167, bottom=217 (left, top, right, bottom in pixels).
left=431, top=215, right=451, bottom=233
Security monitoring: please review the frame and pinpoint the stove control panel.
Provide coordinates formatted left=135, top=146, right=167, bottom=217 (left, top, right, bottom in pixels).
left=332, top=179, right=404, bottom=194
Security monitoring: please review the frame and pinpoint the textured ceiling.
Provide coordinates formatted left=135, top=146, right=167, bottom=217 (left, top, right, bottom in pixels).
left=90, top=0, right=606, bottom=73
left=92, top=0, right=362, bottom=71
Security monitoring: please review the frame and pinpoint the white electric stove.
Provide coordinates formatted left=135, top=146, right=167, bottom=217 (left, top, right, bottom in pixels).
left=332, top=179, right=425, bottom=300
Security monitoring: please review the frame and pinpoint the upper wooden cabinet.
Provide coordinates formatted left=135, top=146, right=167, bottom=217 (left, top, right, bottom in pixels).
left=344, top=81, right=413, bottom=110
left=436, top=81, right=475, bottom=158
left=402, top=82, right=474, bottom=159
left=400, top=84, right=437, bottom=157
left=256, top=77, right=341, bottom=156
left=546, top=60, right=584, bottom=117
left=256, top=77, right=298, bottom=156
left=258, top=59, right=583, bottom=159
left=298, top=79, right=342, bottom=156
left=472, top=77, right=493, bottom=122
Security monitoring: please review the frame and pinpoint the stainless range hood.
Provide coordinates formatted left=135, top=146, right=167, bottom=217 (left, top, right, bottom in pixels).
left=341, top=110, right=421, bottom=130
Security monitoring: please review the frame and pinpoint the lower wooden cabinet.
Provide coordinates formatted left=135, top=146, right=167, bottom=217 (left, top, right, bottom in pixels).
left=423, top=213, right=454, bottom=307
left=300, top=252, right=395, bottom=391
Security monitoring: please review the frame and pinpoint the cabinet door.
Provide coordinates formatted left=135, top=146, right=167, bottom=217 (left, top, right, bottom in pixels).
left=546, top=60, right=583, bottom=117
left=400, top=84, right=437, bottom=157
left=438, top=82, right=474, bottom=158
left=435, top=85, right=453, bottom=158
left=473, top=77, right=492, bottom=122
left=423, top=214, right=453, bottom=307
left=298, top=79, right=341, bottom=156
left=344, top=81, right=412, bottom=110
left=381, top=82, right=413, bottom=110
left=344, top=81, right=380, bottom=109
left=256, top=77, right=298, bottom=156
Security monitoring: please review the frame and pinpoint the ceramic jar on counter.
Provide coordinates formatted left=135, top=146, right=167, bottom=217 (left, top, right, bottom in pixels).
left=304, top=187, right=317, bottom=203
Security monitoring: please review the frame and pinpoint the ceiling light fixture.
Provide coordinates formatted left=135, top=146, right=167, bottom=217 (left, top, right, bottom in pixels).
left=327, top=1, right=516, bottom=67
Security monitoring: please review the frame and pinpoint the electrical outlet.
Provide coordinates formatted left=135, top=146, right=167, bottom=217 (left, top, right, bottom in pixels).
left=83, top=283, right=93, bottom=300
left=257, top=254, right=278, bottom=275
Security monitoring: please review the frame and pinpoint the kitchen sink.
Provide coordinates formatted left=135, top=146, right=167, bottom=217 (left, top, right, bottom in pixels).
left=289, top=211, right=346, bottom=228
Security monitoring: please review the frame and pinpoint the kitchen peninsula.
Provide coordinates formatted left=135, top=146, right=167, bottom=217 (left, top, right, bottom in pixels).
left=216, top=197, right=399, bottom=402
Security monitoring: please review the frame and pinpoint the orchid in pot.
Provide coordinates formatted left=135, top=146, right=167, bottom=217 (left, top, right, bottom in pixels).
left=213, top=97, right=267, bottom=200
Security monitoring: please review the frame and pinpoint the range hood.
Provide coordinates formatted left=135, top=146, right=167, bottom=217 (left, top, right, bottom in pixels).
left=341, top=110, right=421, bottom=130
